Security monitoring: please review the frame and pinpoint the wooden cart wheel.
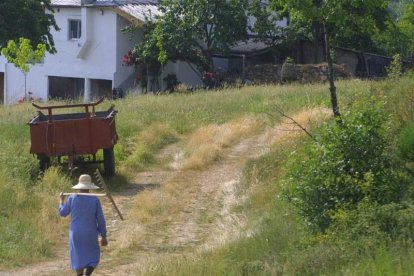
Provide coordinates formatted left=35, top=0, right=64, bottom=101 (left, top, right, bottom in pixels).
left=38, top=155, right=50, bottom=173
left=103, top=148, right=115, bottom=177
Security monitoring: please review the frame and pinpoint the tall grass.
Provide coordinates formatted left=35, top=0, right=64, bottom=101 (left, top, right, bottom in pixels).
left=2, top=77, right=414, bottom=269
left=125, top=77, right=414, bottom=275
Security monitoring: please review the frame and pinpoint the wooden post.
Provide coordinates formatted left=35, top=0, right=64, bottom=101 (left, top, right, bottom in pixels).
left=94, top=169, right=124, bottom=220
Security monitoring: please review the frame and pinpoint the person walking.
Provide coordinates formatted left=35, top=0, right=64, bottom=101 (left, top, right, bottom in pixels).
left=59, top=174, right=108, bottom=276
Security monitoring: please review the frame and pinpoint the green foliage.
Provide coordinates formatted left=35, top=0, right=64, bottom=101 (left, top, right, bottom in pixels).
left=122, top=21, right=162, bottom=77
left=2, top=38, right=47, bottom=98
left=398, top=3, right=414, bottom=57
left=398, top=121, right=414, bottom=161
left=122, top=123, right=179, bottom=172
left=35, top=167, right=72, bottom=193
left=285, top=98, right=409, bottom=232
left=374, top=2, right=414, bottom=58
left=331, top=202, right=414, bottom=246
left=387, top=54, right=403, bottom=78
left=0, top=168, right=51, bottom=266
left=0, top=0, right=58, bottom=52
left=0, top=217, right=50, bottom=265
left=283, top=56, right=294, bottom=64
left=127, top=0, right=249, bottom=84
left=271, top=0, right=390, bottom=52
left=1, top=38, right=46, bottom=74
left=248, top=0, right=288, bottom=47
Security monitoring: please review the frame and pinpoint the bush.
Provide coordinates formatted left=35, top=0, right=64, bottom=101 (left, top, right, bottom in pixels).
left=387, top=54, right=403, bottom=79
left=331, top=201, right=414, bottom=244
left=398, top=121, right=414, bottom=161
left=284, top=98, right=410, bottom=233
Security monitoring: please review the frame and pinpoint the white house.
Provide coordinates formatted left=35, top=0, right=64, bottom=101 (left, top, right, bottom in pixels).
left=0, top=0, right=201, bottom=104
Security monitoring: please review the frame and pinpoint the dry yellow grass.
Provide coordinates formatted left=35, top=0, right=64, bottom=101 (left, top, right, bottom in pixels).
left=182, top=116, right=263, bottom=169
left=266, top=107, right=332, bottom=146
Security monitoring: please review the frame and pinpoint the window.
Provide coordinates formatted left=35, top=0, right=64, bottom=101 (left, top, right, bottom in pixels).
left=69, top=19, right=81, bottom=39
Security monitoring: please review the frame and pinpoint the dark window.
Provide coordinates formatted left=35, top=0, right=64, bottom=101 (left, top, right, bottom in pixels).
left=69, top=20, right=81, bottom=39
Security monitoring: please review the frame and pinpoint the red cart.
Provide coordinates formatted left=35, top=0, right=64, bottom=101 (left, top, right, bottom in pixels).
left=28, top=98, right=118, bottom=176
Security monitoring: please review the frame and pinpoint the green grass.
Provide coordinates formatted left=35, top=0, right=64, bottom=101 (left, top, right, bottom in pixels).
left=1, top=77, right=414, bottom=270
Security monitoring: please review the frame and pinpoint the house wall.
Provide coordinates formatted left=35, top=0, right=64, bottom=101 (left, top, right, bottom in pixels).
left=0, top=6, right=139, bottom=104
left=171, top=61, right=203, bottom=89
left=0, top=73, right=4, bottom=103
left=114, top=15, right=141, bottom=90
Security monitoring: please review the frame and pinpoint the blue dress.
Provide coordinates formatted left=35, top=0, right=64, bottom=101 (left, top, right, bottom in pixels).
left=59, top=195, right=107, bottom=270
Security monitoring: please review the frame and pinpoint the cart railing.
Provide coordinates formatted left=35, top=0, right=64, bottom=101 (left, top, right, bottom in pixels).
left=32, top=98, right=105, bottom=122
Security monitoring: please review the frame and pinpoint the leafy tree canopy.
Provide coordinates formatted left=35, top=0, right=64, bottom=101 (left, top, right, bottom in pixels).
left=270, top=0, right=391, bottom=53
left=374, top=2, right=414, bottom=59
left=1, top=38, right=46, bottom=74
left=125, top=0, right=250, bottom=85
left=266, top=0, right=391, bottom=118
left=0, top=0, right=59, bottom=53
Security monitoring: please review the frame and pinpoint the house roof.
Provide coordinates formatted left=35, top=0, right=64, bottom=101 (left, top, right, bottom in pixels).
left=231, top=40, right=269, bottom=53
left=51, top=0, right=161, bottom=22
left=51, top=0, right=157, bottom=6
left=229, top=39, right=272, bottom=56
left=116, top=3, right=161, bottom=22
left=51, top=0, right=81, bottom=6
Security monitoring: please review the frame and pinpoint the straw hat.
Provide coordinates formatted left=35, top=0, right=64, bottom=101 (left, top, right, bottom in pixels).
left=72, top=174, right=100, bottom=190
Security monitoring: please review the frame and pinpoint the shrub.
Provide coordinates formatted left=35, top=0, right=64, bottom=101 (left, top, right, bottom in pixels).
left=331, top=201, right=414, bottom=244
left=284, top=98, right=410, bottom=233
left=387, top=54, right=403, bottom=79
left=398, top=121, right=414, bottom=161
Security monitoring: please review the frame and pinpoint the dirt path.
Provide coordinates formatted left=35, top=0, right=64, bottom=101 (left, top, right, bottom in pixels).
left=2, top=108, right=328, bottom=275
left=97, top=127, right=274, bottom=275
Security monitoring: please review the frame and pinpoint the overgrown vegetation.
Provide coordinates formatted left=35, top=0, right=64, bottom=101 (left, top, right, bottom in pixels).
left=285, top=97, right=410, bottom=233
left=131, top=76, right=414, bottom=275
left=2, top=76, right=414, bottom=275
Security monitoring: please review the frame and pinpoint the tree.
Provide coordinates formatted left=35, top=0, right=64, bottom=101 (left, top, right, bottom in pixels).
left=248, top=0, right=288, bottom=47
left=270, top=0, right=390, bottom=118
left=0, top=0, right=59, bottom=53
left=1, top=38, right=46, bottom=100
left=374, top=2, right=414, bottom=59
left=123, top=21, right=163, bottom=91
left=126, top=0, right=250, bottom=88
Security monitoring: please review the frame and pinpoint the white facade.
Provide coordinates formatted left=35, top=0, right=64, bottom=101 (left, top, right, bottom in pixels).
left=0, top=1, right=283, bottom=104
left=0, top=1, right=201, bottom=104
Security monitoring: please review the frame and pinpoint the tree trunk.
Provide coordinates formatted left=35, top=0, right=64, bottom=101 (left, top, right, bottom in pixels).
left=323, top=24, right=341, bottom=119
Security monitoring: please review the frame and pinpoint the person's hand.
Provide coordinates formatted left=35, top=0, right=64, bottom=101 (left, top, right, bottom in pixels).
left=101, top=237, right=108, bottom=246
left=59, top=192, right=65, bottom=204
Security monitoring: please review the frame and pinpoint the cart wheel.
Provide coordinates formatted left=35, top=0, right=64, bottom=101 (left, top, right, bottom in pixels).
left=38, top=155, right=50, bottom=173
left=103, top=148, right=115, bottom=177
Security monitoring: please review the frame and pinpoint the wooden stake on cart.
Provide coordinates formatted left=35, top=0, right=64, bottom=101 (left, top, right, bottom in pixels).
left=94, top=169, right=124, bottom=221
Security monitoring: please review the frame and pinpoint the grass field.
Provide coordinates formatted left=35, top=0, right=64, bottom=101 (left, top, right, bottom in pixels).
left=1, top=76, right=414, bottom=274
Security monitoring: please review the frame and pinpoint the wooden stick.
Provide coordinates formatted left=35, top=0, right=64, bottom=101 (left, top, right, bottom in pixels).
left=94, top=169, right=124, bottom=220
left=63, top=192, right=107, bottom=197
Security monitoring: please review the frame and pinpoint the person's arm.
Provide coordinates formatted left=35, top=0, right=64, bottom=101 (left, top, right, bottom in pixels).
left=58, top=193, right=71, bottom=217
left=96, top=199, right=108, bottom=246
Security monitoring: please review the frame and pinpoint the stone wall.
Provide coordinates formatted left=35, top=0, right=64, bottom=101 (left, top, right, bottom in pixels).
left=245, top=63, right=352, bottom=84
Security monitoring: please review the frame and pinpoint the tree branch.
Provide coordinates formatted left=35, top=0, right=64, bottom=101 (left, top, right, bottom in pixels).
left=267, top=105, right=316, bottom=141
